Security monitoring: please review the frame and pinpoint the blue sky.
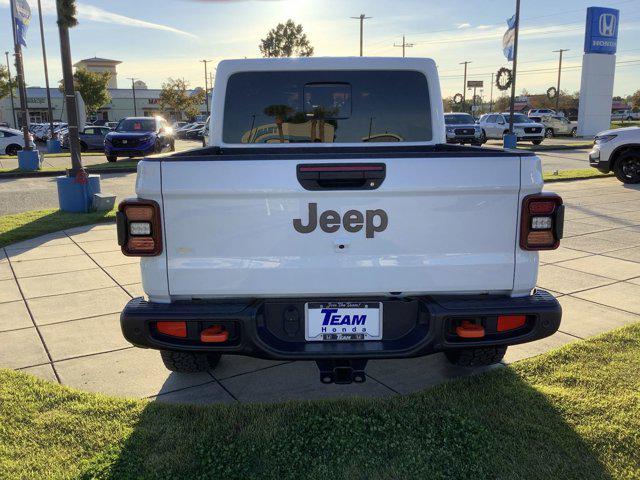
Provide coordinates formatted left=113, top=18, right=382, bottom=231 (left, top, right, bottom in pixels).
left=1, top=0, right=639, bottom=99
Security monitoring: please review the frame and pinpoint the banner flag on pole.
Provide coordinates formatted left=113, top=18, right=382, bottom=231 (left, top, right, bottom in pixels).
left=12, top=0, right=32, bottom=48
left=502, top=14, right=516, bottom=61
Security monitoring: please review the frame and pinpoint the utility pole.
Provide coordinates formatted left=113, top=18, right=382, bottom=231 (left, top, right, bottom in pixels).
left=127, top=77, right=138, bottom=116
left=4, top=52, right=17, bottom=128
left=200, top=59, right=212, bottom=116
left=490, top=72, right=494, bottom=112
left=9, top=0, right=33, bottom=150
left=36, top=0, right=55, bottom=142
left=553, top=48, right=570, bottom=112
left=350, top=14, right=371, bottom=56
left=508, top=0, right=521, bottom=136
left=460, top=61, right=471, bottom=103
left=394, top=35, right=414, bottom=57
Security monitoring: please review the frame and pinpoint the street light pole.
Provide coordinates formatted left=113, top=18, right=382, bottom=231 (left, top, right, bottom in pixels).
left=350, top=14, right=371, bottom=56
left=553, top=48, right=570, bottom=112
left=460, top=61, right=471, bottom=104
left=200, top=59, right=212, bottom=116
left=36, top=0, right=55, bottom=141
left=127, top=77, right=138, bottom=116
left=508, top=0, right=521, bottom=136
left=9, top=0, right=33, bottom=150
left=490, top=72, right=494, bottom=112
left=4, top=51, right=17, bottom=128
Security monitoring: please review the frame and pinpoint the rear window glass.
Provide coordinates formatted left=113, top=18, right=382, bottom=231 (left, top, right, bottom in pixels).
left=223, top=70, right=431, bottom=144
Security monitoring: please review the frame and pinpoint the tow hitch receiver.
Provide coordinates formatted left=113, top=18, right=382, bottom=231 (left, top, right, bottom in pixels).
left=316, top=359, right=368, bottom=384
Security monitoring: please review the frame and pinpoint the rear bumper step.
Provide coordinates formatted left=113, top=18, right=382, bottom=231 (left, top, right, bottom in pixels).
left=120, top=290, right=561, bottom=361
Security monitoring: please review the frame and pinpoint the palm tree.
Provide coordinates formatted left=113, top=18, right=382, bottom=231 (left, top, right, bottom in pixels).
left=263, top=104, right=293, bottom=143
left=309, top=106, right=338, bottom=142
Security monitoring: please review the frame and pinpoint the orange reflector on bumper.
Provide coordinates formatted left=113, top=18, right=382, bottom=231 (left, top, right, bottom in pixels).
left=497, top=315, right=526, bottom=332
left=157, top=321, right=187, bottom=338
left=201, top=325, right=229, bottom=343
left=526, top=230, right=555, bottom=247
left=456, top=321, right=485, bottom=338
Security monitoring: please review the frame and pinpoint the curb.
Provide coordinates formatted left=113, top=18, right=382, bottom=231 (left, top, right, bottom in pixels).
left=0, top=167, right=137, bottom=179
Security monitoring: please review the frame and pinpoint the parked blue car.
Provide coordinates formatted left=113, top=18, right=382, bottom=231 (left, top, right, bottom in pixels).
left=105, top=116, right=175, bottom=162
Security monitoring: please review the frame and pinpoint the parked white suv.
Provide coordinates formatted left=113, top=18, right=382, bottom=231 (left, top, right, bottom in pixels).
left=116, top=58, right=563, bottom=384
left=528, top=108, right=556, bottom=117
left=478, top=113, right=545, bottom=145
left=590, top=126, right=640, bottom=184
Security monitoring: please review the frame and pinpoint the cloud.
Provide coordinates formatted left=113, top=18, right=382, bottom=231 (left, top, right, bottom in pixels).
left=0, top=0, right=196, bottom=38
left=476, top=25, right=493, bottom=30
left=456, top=23, right=471, bottom=29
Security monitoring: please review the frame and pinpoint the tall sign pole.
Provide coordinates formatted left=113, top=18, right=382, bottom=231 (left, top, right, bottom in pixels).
left=127, top=77, right=138, bottom=116
left=4, top=52, right=18, bottom=128
left=460, top=61, right=471, bottom=104
left=56, top=0, right=83, bottom=175
left=508, top=0, right=521, bottom=135
left=9, top=0, right=34, bottom=150
left=36, top=0, right=56, bottom=142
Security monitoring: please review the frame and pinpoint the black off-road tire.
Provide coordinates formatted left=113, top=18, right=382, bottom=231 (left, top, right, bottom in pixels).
left=160, top=350, right=221, bottom=373
left=106, top=155, right=117, bottom=163
left=614, top=151, right=640, bottom=184
left=444, top=346, right=507, bottom=367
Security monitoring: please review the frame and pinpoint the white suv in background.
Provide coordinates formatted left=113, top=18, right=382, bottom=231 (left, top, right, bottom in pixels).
left=478, top=113, right=545, bottom=145
left=0, top=127, right=28, bottom=156
left=590, top=126, right=640, bottom=184
left=528, top=108, right=556, bottom=117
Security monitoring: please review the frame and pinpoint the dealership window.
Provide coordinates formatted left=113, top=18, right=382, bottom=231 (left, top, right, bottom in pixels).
left=223, top=70, right=431, bottom=144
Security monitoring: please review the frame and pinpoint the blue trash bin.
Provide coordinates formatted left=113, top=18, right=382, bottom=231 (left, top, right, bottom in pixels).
left=17, top=150, right=42, bottom=171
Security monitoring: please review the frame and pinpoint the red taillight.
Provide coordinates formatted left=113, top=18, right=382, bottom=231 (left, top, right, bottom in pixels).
left=520, top=194, right=564, bottom=251
left=117, top=199, right=162, bottom=256
left=497, top=315, right=527, bottom=332
left=157, top=321, right=187, bottom=338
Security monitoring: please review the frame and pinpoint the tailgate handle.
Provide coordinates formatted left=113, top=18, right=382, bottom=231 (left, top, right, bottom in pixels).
left=297, top=163, right=386, bottom=191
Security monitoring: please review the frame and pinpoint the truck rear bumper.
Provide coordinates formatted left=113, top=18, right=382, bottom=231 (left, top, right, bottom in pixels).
left=120, top=290, right=561, bottom=360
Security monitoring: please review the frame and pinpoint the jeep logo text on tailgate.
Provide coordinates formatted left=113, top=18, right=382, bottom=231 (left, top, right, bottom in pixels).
left=293, top=203, right=388, bottom=238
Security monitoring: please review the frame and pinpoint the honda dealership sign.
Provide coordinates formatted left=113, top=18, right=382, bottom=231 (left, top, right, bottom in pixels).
left=584, top=7, right=619, bottom=54
left=577, top=7, right=620, bottom=137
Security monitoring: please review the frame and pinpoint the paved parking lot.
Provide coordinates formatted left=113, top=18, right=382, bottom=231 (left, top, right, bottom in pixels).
left=1, top=176, right=639, bottom=404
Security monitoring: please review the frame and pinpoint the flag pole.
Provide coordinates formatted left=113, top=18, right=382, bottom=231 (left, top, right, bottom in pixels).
left=508, top=0, right=521, bottom=135
left=9, top=0, right=34, bottom=151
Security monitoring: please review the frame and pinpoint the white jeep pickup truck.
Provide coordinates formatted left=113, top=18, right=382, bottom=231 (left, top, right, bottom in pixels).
left=118, top=58, right=564, bottom=384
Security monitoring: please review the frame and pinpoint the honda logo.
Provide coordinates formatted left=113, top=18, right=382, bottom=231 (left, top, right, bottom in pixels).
left=598, top=13, right=616, bottom=37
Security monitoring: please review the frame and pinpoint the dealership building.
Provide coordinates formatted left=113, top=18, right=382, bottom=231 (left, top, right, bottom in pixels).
left=0, top=57, right=209, bottom=128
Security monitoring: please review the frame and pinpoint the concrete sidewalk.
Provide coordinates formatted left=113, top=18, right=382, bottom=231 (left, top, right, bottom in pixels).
left=1, top=177, right=639, bottom=404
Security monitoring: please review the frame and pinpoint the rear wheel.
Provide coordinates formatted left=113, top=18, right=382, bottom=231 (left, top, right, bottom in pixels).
left=614, top=151, right=640, bottom=184
left=444, top=346, right=507, bottom=367
left=545, top=128, right=554, bottom=138
left=80, top=142, right=88, bottom=152
left=5, top=144, right=22, bottom=156
left=160, top=350, right=221, bottom=373
left=571, top=127, right=577, bottom=137
left=106, top=154, right=117, bottom=163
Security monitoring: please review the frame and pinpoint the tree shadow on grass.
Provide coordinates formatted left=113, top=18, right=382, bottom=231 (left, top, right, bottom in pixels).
left=0, top=210, right=115, bottom=249
left=80, top=366, right=614, bottom=480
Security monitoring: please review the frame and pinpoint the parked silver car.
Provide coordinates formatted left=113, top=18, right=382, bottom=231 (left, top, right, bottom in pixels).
left=61, top=126, right=112, bottom=152
left=532, top=115, right=578, bottom=138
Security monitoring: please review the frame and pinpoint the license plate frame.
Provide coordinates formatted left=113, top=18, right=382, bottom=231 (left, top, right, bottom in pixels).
left=305, top=301, right=383, bottom=342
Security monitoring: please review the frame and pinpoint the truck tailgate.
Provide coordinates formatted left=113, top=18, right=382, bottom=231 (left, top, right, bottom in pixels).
left=160, top=154, right=521, bottom=297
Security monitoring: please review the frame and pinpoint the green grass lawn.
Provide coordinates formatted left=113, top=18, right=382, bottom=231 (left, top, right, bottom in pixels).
left=543, top=168, right=614, bottom=182
left=0, top=323, right=638, bottom=479
left=0, top=209, right=115, bottom=248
